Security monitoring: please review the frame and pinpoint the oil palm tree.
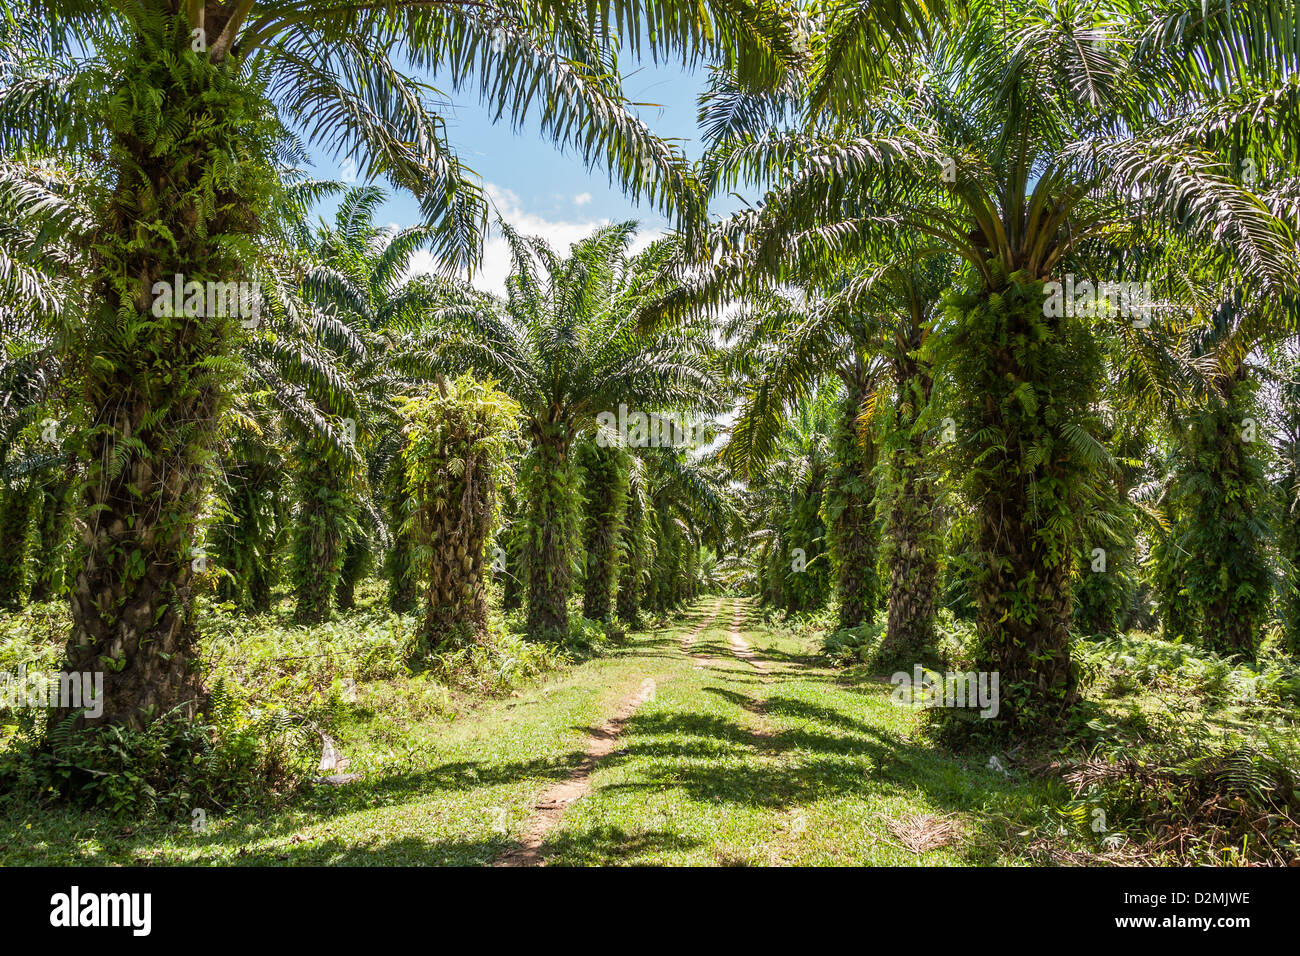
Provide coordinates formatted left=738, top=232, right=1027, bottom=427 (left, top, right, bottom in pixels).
left=703, top=0, right=1299, bottom=729
left=404, top=223, right=724, bottom=638
left=1273, top=340, right=1300, bottom=653
left=0, top=0, right=796, bottom=727
left=289, top=185, right=443, bottom=622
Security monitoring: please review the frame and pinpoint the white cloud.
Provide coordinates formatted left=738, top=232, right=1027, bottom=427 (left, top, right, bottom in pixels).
left=573, top=192, right=593, bottom=206
left=406, top=183, right=666, bottom=296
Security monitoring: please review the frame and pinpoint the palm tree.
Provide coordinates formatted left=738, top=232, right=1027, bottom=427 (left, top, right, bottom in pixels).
left=1122, top=284, right=1299, bottom=657
left=730, top=383, right=838, bottom=613
left=290, top=185, right=442, bottom=622
left=401, top=374, right=520, bottom=647
left=210, top=405, right=286, bottom=613
left=1274, top=341, right=1300, bottom=653
left=0, top=160, right=369, bottom=625
left=1, top=0, right=793, bottom=727
left=407, top=223, right=723, bottom=637
left=706, top=0, right=1298, bottom=729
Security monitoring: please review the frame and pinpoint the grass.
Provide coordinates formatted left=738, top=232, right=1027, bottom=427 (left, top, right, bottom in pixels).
left=1, top=595, right=1295, bottom=865
left=545, top=600, right=1056, bottom=866
left=0, top=608, right=655, bottom=865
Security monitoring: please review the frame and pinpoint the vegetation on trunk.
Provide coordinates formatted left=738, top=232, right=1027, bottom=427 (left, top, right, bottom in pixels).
left=290, top=440, right=357, bottom=625
left=875, top=349, right=941, bottom=669
left=579, top=441, right=630, bottom=622
left=0, top=479, right=34, bottom=608
left=942, top=275, right=1105, bottom=731
left=825, top=392, right=881, bottom=629
left=520, top=429, right=580, bottom=639
left=1165, top=378, right=1272, bottom=658
left=402, top=376, right=520, bottom=647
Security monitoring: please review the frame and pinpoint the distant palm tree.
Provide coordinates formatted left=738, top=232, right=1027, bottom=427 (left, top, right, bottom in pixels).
left=407, top=223, right=722, bottom=637
left=702, top=0, right=1299, bottom=729
left=291, top=185, right=441, bottom=622
left=0, top=0, right=794, bottom=727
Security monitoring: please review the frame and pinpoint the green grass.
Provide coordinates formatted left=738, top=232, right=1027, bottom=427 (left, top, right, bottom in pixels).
left=545, top=600, right=1056, bottom=865
left=0, top=614, right=659, bottom=865
left=2, top=596, right=1292, bottom=866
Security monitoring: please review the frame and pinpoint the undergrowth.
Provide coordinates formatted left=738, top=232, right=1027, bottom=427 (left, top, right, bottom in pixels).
left=815, top=609, right=1300, bottom=863
left=0, top=591, right=588, bottom=820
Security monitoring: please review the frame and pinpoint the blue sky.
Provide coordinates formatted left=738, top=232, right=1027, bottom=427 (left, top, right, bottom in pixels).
left=304, top=56, right=737, bottom=294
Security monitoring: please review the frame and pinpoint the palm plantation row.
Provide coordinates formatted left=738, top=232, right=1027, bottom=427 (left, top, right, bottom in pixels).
left=703, top=0, right=1300, bottom=731
left=0, top=0, right=1297, bottom=765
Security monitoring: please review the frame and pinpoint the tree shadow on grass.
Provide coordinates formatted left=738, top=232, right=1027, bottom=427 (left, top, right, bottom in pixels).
left=22, top=748, right=596, bottom=864
left=589, top=688, right=1045, bottom=865
left=759, top=693, right=885, bottom=737
left=535, top=826, right=705, bottom=866
left=743, top=645, right=828, bottom=669
left=1, top=800, right=518, bottom=866
left=218, top=834, right=508, bottom=866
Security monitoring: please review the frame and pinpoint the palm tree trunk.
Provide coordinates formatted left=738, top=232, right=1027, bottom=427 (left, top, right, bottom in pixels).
left=878, top=354, right=940, bottom=667
left=382, top=453, right=417, bottom=614
left=523, top=427, right=578, bottom=638
left=58, top=18, right=274, bottom=730
left=415, top=457, right=494, bottom=646
left=973, top=499, right=1077, bottom=714
left=213, top=458, right=278, bottom=611
left=579, top=443, right=628, bottom=621
left=335, top=534, right=370, bottom=611
left=951, top=278, right=1098, bottom=730
left=616, top=488, right=646, bottom=625
left=762, top=530, right=786, bottom=608
left=783, top=464, right=831, bottom=612
left=29, top=477, right=72, bottom=603
left=827, top=388, right=880, bottom=628
left=680, top=537, right=698, bottom=605
left=1177, top=382, right=1270, bottom=659
left=648, top=508, right=680, bottom=613
left=291, top=449, right=350, bottom=625
left=501, top=517, right=525, bottom=611
left=0, top=480, right=34, bottom=608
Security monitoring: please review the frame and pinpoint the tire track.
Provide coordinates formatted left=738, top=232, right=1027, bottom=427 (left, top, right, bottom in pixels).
left=724, top=600, right=775, bottom=741
left=726, top=602, right=767, bottom=674
left=683, top=600, right=723, bottom=668
left=491, top=601, right=721, bottom=867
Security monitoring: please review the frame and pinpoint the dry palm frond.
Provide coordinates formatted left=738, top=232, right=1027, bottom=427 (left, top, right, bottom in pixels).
left=881, top=811, right=964, bottom=854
